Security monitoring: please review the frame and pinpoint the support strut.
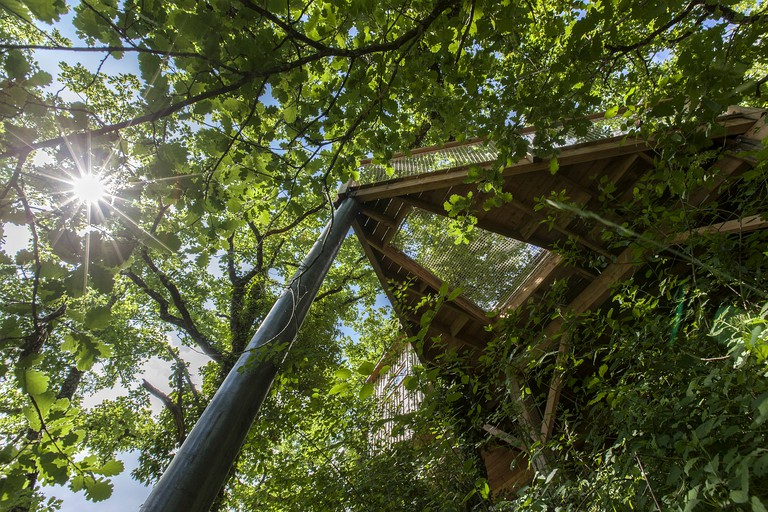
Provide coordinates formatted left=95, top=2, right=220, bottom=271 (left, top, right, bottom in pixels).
left=141, top=198, right=359, bottom=512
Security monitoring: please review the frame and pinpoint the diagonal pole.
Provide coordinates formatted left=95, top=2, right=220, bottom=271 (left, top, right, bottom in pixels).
left=141, top=198, right=359, bottom=512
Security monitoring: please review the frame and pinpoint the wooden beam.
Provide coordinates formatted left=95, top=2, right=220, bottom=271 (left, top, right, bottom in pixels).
left=351, top=138, right=651, bottom=202
left=502, top=254, right=564, bottom=311
left=506, top=373, right=548, bottom=472
left=483, top=424, right=526, bottom=450
left=686, top=155, right=744, bottom=207
left=505, top=199, right=612, bottom=257
left=351, top=115, right=758, bottom=203
left=360, top=206, right=398, bottom=228
left=367, top=239, right=492, bottom=325
left=400, top=286, right=476, bottom=328
left=450, top=315, right=470, bottom=337
left=523, top=211, right=768, bottom=440
left=671, top=214, right=768, bottom=244
left=351, top=219, right=419, bottom=343
left=405, top=311, right=485, bottom=350
left=381, top=202, right=411, bottom=247
left=541, top=333, right=571, bottom=442
left=727, top=105, right=768, bottom=140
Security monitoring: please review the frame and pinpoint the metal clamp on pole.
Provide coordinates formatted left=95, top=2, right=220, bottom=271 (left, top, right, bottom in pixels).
left=141, top=198, right=359, bottom=512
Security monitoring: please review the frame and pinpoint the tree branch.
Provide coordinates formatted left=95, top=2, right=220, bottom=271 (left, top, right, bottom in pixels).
left=700, top=2, right=766, bottom=24
left=263, top=201, right=327, bottom=238
left=0, top=44, right=237, bottom=71
left=0, top=0, right=459, bottom=159
left=142, top=379, right=186, bottom=445
left=168, top=347, right=200, bottom=401
left=123, top=267, right=224, bottom=363
left=606, top=1, right=698, bottom=54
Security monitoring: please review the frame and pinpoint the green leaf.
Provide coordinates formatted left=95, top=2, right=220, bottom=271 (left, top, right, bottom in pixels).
left=732, top=489, right=749, bottom=504
left=27, top=71, right=53, bottom=87
left=34, top=391, right=56, bottom=418
left=89, top=265, right=115, bottom=294
left=477, top=478, right=490, bottom=499
left=359, top=382, right=374, bottom=400
left=85, top=305, right=112, bottom=330
left=403, top=375, right=418, bottom=391
left=329, top=382, right=348, bottom=395
left=446, top=391, right=463, bottom=402
left=549, top=156, right=559, bottom=175
left=39, top=451, right=68, bottom=485
left=24, top=0, right=66, bottom=23
left=334, top=368, right=352, bottom=380
left=23, top=403, right=42, bottom=431
left=356, top=361, right=375, bottom=376
left=752, top=497, right=768, bottom=512
left=283, top=104, right=297, bottom=124
left=605, top=105, right=619, bottom=118
left=447, top=287, right=463, bottom=301
left=6, top=50, right=31, bottom=80
left=95, top=459, right=124, bottom=477
left=21, top=369, right=49, bottom=396
left=84, top=477, right=113, bottom=502
left=754, top=392, right=768, bottom=425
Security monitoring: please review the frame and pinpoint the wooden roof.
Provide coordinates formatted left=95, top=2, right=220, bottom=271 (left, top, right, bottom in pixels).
left=339, top=106, right=768, bottom=493
left=342, top=107, right=766, bottom=361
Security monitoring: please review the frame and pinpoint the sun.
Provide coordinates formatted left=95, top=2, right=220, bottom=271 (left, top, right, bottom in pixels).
left=71, top=173, right=107, bottom=205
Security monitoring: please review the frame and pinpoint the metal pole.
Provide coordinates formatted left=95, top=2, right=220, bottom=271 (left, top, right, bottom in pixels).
left=141, top=198, right=359, bottom=512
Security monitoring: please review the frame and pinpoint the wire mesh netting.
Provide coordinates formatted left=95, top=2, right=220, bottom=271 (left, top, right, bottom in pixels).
left=359, top=117, right=627, bottom=184
left=392, top=209, right=550, bottom=311
left=361, top=141, right=500, bottom=184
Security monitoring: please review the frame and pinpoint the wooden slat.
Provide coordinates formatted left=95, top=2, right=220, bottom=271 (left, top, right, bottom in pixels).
left=405, top=312, right=484, bottom=350
left=450, top=315, right=470, bottom=337
left=483, top=424, right=526, bottom=450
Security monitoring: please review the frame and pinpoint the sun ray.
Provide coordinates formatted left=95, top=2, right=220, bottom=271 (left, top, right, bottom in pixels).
left=138, top=172, right=204, bottom=184
left=83, top=201, right=91, bottom=295
left=101, top=201, right=174, bottom=253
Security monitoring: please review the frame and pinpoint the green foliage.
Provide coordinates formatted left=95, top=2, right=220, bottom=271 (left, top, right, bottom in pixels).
left=0, top=0, right=767, bottom=508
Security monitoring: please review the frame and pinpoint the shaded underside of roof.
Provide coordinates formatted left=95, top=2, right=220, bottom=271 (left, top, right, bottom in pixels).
left=342, top=106, right=767, bottom=492
left=346, top=108, right=766, bottom=363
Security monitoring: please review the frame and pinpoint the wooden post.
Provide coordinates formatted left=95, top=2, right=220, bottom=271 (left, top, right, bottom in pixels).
left=141, top=198, right=359, bottom=512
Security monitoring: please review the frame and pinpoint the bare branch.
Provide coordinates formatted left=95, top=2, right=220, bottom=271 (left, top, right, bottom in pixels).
left=123, top=267, right=225, bottom=363
left=168, top=347, right=200, bottom=401
left=142, top=379, right=186, bottom=445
